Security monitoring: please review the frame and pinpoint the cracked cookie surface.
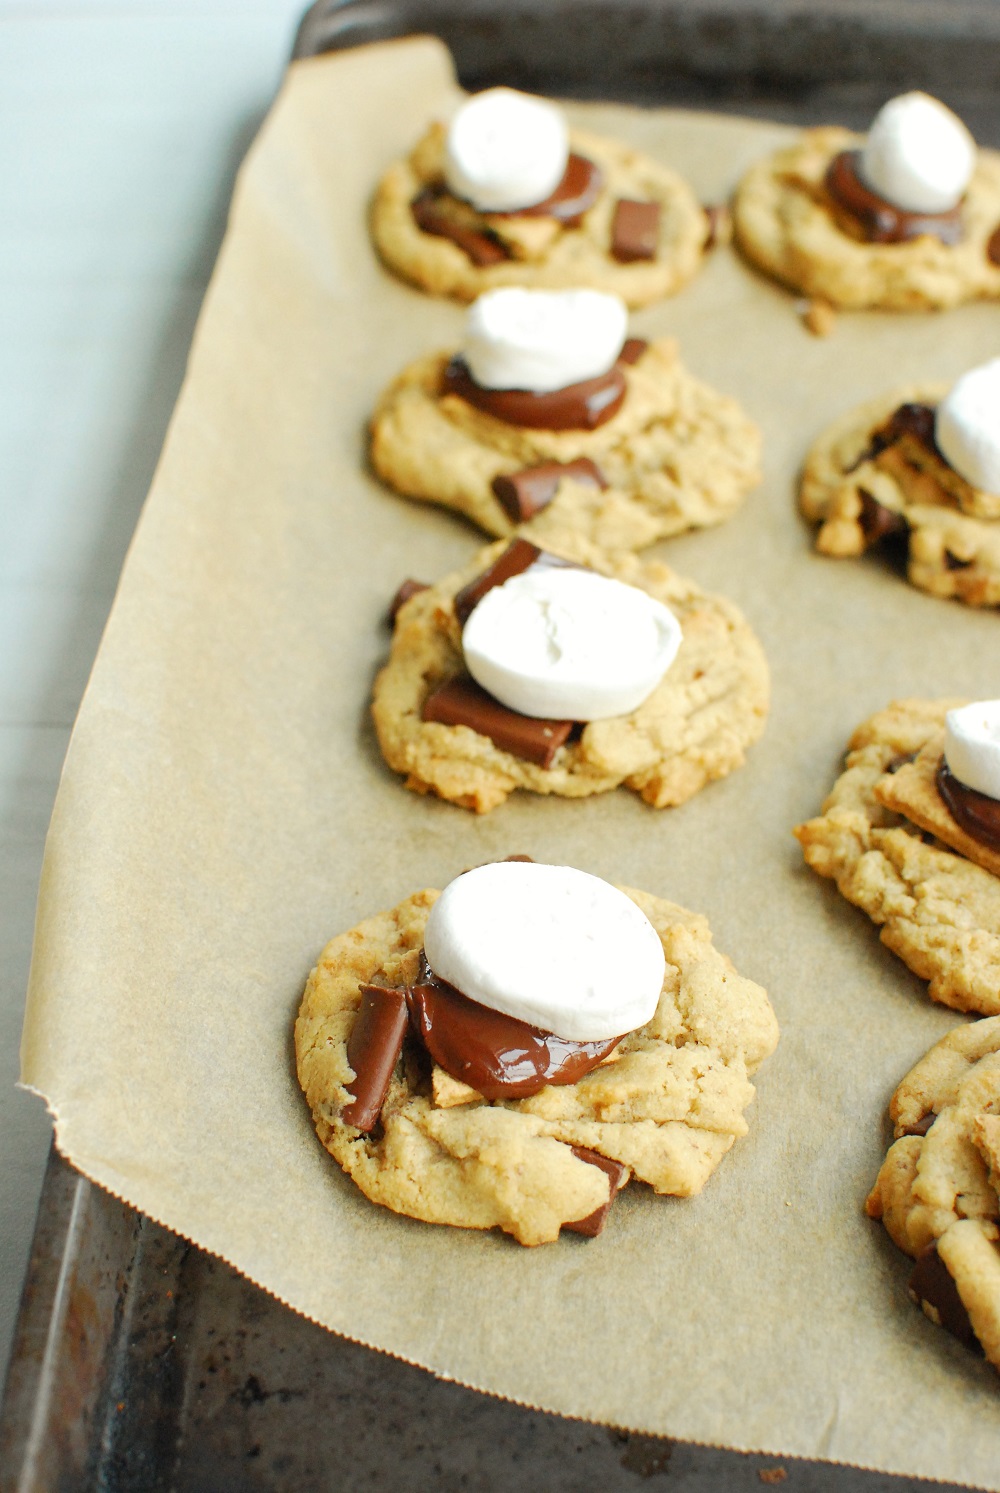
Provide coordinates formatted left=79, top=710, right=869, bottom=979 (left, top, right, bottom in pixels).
left=370, top=337, right=762, bottom=551
left=372, top=122, right=708, bottom=306
left=372, top=534, right=769, bottom=814
left=866, top=1018, right=1000, bottom=1369
left=733, top=127, right=1000, bottom=310
left=800, top=384, right=1000, bottom=607
left=295, top=883, right=779, bottom=1245
left=794, top=699, right=1000, bottom=1015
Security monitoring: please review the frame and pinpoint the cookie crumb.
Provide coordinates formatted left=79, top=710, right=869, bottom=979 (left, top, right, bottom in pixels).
left=759, top=1469, right=787, bottom=1485
left=799, top=298, right=837, bottom=337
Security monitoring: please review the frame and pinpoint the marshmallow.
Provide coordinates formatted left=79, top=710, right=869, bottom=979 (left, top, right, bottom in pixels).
left=462, top=288, right=628, bottom=393
left=444, top=88, right=569, bottom=213
left=462, top=564, right=681, bottom=721
left=935, top=359, right=1000, bottom=496
left=944, top=701, right=1000, bottom=801
left=423, top=861, right=666, bottom=1041
left=859, top=92, right=975, bottom=214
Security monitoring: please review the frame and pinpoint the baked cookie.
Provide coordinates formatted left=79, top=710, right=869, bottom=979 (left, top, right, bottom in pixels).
left=370, top=335, right=762, bottom=550
left=794, top=699, right=1000, bottom=1015
left=372, top=95, right=709, bottom=307
left=733, top=122, right=1000, bottom=311
left=373, top=533, right=769, bottom=814
left=866, top=1018, right=1000, bottom=1370
left=800, top=385, right=1000, bottom=607
left=295, top=870, right=779, bottom=1246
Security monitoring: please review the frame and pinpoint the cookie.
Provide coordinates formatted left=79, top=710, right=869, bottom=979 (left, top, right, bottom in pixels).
left=800, top=385, right=1000, bottom=607
left=372, top=120, right=709, bottom=307
left=794, top=699, right=1000, bottom=1015
left=733, top=127, right=1000, bottom=310
left=372, top=534, right=769, bottom=814
left=866, top=1018, right=1000, bottom=1369
left=295, top=880, right=779, bottom=1245
left=370, top=336, right=762, bottom=551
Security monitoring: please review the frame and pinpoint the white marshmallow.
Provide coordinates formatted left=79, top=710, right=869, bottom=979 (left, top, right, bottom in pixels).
left=424, top=861, right=666, bottom=1041
left=444, top=88, right=569, bottom=213
left=462, top=288, right=627, bottom=393
left=935, top=359, right=1000, bottom=496
left=462, top=564, right=681, bottom=721
left=859, top=92, right=975, bottom=214
left=944, top=701, right=1000, bottom=801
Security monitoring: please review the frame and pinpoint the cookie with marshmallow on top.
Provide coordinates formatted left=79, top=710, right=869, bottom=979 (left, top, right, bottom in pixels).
left=800, top=358, right=1000, bottom=607
left=372, top=86, right=710, bottom=306
left=795, top=698, right=1000, bottom=1016
left=370, top=286, right=761, bottom=553
left=373, top=526, right=768, bottom=814
left=733, top=92, right=1000, bottom=311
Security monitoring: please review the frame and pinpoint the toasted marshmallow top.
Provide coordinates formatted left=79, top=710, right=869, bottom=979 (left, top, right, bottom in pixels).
left=858, top=92, right=975, bottom=214
left=945, top=701, right=1000, bottom=801
left=462, top=287, right=627, bottom=393
left=423, top=861, right=666, bottom=1041
left=462, top=565, right=682, bottom=721
left=935, top=358, right=1000, bottom=496
left=444, top=88, right=569, bottom=213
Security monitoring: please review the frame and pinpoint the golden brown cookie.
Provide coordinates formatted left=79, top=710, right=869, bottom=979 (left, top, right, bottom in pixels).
left=800, top=384, right=1000, bottom=607
left=733, top=127, right=1000, bottom=310
left=866, top=1019, right=1000, bottom=1369
left=370, top=337, right=762, bottom=551
left=794, top=699, right=1000, bottom=1015
left=295, top=880, right=779, bottom=1245
left=373, top=534, right=769, bottom=814
left=372, top=121, right=708, bottom=306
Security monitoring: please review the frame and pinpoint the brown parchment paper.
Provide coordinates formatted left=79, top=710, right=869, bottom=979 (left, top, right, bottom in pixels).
left=20, top=36, right=1000, bottom=1485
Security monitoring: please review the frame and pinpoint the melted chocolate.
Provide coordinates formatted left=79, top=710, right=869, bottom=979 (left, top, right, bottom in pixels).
left=491, top=457, right=607, bottom=524
left=908, top=1242, right=980, bottom=1351
left=406, top=956, right=621, bottom=1100
left=453, top=537, right=575, bottom=625
left=443, top=355, right=626, bottom=431
left=497, top=153, right=603, bottom=225
left=410, top=189, right=510, bottom=265
left=421, top=672, right=575, bottom=768
left=858, top=489, right=908, bottom=547
left=825, top=151, right=963, bottom=246
left=936, top=759, right=1000, bottom=853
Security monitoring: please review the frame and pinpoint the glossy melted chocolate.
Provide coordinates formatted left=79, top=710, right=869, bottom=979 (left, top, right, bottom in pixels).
left=407, top=955, right=621, bottom=1100
left=825, top=151, right=963, bottom=246
left=496, top=152, right=603, bottom=224
left=936, top=759, right=1000, bottom=853
left=443, top=355, right=626, bottom=431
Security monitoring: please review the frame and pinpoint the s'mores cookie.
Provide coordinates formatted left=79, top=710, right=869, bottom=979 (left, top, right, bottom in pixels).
left=734, top=92, right=1000, bottom=311
left=295, top=859, right=779, bottom=1245
left=370, top=287, right=761, bottom=551
left=372, top=87, right=711, bottom=306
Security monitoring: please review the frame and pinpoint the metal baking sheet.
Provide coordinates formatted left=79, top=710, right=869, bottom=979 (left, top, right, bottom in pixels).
left=3, top=2, right=999, bottom=1487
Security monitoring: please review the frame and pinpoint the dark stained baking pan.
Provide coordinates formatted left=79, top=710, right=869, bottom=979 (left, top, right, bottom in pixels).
left=3, top=3, right=998, bottom=1488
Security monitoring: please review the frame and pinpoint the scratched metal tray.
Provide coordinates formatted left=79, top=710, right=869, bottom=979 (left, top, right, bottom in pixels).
left=3, top=3, right=1000, bottom=1488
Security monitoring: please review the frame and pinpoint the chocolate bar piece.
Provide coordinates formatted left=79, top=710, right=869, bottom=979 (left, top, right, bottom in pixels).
left=422, top=672, right=575, bottom=768
left=564, top=1146, right=629, bottom=1237
left=617, top=337, right=647, bottom=366
left=443, top=356, right=626, bottom=433
left=908, top=1242, right=980, bottom=1351
left=453, top=537, right=577, bottom=625
left=341, top=984, right=409, bottom=1132
left=387, top=578, right=429, bottom=625
left=611, top=200, right=660, bottom=262
left=411, top=188, right=510, bottom=266
left=491, top=457, right=608, bottom=524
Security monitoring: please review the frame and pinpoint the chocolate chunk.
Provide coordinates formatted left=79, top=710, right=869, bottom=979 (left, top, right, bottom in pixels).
left=937, top=759, right=1000, bottom=853
left=411, top=188, right=510, bottom=266
left=908, top=1242, right=981, bottom=1351
left=702, top=204, right=729, bottom=249
left=989, top=224, right=1000, bottom=266
left=899, top=1113, right=936, bottom=1138
left=945, top=550, right=974, bottom=571
left=859, top=489, right=909, bottom=547
left=611, top=199, right=661, bottom=262
left=421, top=673, right=575, bottom=768
left=617, top=337, right=647, bottom=366
left=442, top=356, right=627, bottom=432
left=387, top=578, right=429, bottom=625
left=491, top=457, right=607, bottom=524
left=564, top=1146, right=629, bottom=1237
left=885, top=752, right=917, bottom=775
left=453, top=537, right=576, bottom=625
left=341, top=985, right=409, bottom=1132
left=825, top=151, right=963, bottom=246
left=501, top=153, right=603, bottom=225
left=406, top=957, right=620, bottom=1100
